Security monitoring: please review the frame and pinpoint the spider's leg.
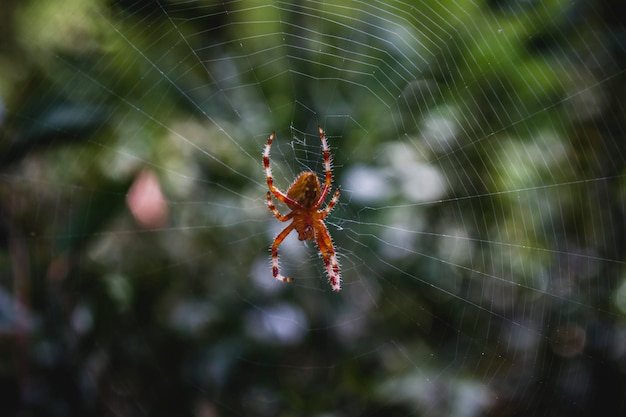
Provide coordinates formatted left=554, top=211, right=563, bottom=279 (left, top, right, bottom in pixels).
left=263, top=131, right=303, bottom=207
left=271, top=222, right=296, bottom=283
left=319, top=187, right=341, bottom=219
left=315, top=223, right=341, bottom=292
left=267, top=192, right=293, bottom=222
left=316, top=125, right=333, bottom=205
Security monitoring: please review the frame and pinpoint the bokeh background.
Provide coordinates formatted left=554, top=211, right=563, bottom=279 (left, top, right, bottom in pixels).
left=1, top=0, right=625, bottom=416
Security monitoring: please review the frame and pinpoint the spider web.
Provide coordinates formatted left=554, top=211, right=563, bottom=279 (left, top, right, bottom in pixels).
left=1, top=0, right=625, bottom=416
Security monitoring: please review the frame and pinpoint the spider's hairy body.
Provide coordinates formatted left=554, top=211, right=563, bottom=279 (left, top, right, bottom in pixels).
left=287, top=172, right=321, bottom=208
left=286, top=172, right=322, bottom=241
left=263, top=126, right=341, bottom=292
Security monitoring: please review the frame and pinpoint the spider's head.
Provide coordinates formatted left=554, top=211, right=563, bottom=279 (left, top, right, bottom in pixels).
left=296, top=224, right=315, bottom=241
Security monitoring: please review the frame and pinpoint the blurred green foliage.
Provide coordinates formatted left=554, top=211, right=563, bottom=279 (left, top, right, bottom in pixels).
left=1, top=0, right=625, bottom=416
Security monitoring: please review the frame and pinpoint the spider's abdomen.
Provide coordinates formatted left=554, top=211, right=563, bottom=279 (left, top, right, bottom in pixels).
left=287, top=171, right=322, bottom=208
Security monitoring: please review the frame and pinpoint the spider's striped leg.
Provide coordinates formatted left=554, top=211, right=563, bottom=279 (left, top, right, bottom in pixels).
left=263, top=131, right=300, bottom=207
left=316, top=125, right=334, bottom=204
left=315, top=225, right=341, bottom=292
left=271, top=223, right=295, bottom=283
left=319, top=188, right=341, bottom=219
left=267, top=192, right=293, bottom=222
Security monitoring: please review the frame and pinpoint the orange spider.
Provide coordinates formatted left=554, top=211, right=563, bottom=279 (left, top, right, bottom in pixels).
left=263, top=125, right=342, bottom=292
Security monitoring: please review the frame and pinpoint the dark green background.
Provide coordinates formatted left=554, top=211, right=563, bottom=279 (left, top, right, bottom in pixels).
left=1, top=0, right=625, bottom=416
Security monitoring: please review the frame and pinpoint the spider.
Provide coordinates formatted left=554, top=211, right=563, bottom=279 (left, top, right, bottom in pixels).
left=263, top=125, right=342, bottom=292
